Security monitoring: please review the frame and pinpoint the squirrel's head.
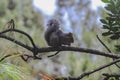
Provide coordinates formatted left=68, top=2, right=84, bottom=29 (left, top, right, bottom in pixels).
left=47, top=19, right=60, bottom=30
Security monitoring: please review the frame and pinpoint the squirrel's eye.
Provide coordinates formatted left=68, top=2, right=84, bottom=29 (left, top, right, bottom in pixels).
left=50, top=23, right=52, bottom=25
left=50, top=23, right=54, bottom=26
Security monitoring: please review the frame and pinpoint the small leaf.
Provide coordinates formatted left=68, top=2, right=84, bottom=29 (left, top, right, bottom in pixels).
left=102, top=32, right=112, bottom=36
left=105, top=3, right=117, bottom=14
left=115, top=45, right=120, bottom=48
left=101, top=0, right=110, bottom=3
left=110, top=27, right=119, bottom=32
left=106, top=17, right=115, bottom=21
left=102, top=25, right=110, bottom=29
left=110, top=34, right=119, bottom=40
left=109, top=77, right=116, bottom=80
left=107, top=13, right=113, bottom=16
left=100, top=19, right=107, bottom=24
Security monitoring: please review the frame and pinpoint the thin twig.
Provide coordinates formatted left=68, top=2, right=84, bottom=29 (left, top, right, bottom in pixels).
left=54, top=58, right=120, bottom=80
left=0, top=53, right=41, bottom=62
left=21, top=54, right=42, bottom=61
left=77, top=58, right=120, bottom=79
left=96, top=35, right=120, bottom=68
left=96, top=35, right=111, bottom=52
left=0, top=34, right=33, bottom=52
left=47, top=51, right=60, bottom=57
left=103, top=73, right=120, bottom=77
left=38, top=46, right=120, bottom=59
left=0, top=33, right=120, bottom=59
left=21, top=55, right=29, bottom=62
left=0, top=29, right=36, bottom=48
left=103, top=73, right=120, bottom=80
left=0, top=54, right=11, bottom=62
left=2, top=43, right=119, bottom=79
left=55, top=77, right=79, bottom=80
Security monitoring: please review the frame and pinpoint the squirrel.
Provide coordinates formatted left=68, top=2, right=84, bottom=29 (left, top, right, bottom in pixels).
left=44, top=19, right=74, bottom=47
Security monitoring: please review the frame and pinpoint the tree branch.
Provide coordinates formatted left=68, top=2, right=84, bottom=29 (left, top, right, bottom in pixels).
left=0, top=34, right=120, bottom=59
left=47, top=51, right=60, bottom=57
left=96, top=35, right=120, bottom=68
left=0, top=29, right=36, bottom=48
left=103, top=73, right=120, bottom=77
left=77, top=58, right=120, bottom=79
left=0, top=34, right=33, bottom=52
left=96, top=35, right=111, bottom=52
left=38, top=46, right=120, bottom=59
left=21, top=54, right=42, bottom=61
left=1, top=19, right=119, bottom=80
left=0, top=54, right=11, bottom=62
left=103, top=73, right=120, bottom=80
left=55, top=58, right=120, bottom=80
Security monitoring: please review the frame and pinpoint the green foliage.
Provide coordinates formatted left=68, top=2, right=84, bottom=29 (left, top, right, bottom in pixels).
left=0, top=1, right=41, bottom=79
left=0, top=63, right=31, bottom=80
left=0, top=52, right=31, bottom=80
left=0, top=0, right=119, bottom=80
left=100, top=0, right=120, bottom=51
left=101, top=0, right=110, bottom=3
left=109, top=77, right=116, bottom=80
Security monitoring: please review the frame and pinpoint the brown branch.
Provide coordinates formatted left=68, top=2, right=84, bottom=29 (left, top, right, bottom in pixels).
left=0, top=54, right=12, bottom=62
left=55, top=58, right=120, bottom=80
left=38, top=46, right=120, bottom=59
left=96, top=35, right=111, bottom=52
left=0, top=34, right=120, bottom=59
left=0, top=53, right=42, bottom=62
left=0, top=29, right=36, bottom=48
left=103, top=73, right=120, bottom=77
left=55, top=77, right=79, bottom=80
left=0, top=34, right=34, bottom=52
left=103, top=73, right=120, bottom=80
left=47, top=51, right=60, bottom=57
left=21, top=51, right=61, bottom=61
left=77, top=58, right=120, bottom=79
left=21, top=54, right=42, bottom=61
left=2, top=33, right=120, bottom=79
left=0, top=22, right=120, bottom=80
left=96, top=35, right=120, bottom=69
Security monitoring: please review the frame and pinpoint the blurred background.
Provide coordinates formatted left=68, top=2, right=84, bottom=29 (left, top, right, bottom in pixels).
left=0, top=0, right=119, bottom=80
